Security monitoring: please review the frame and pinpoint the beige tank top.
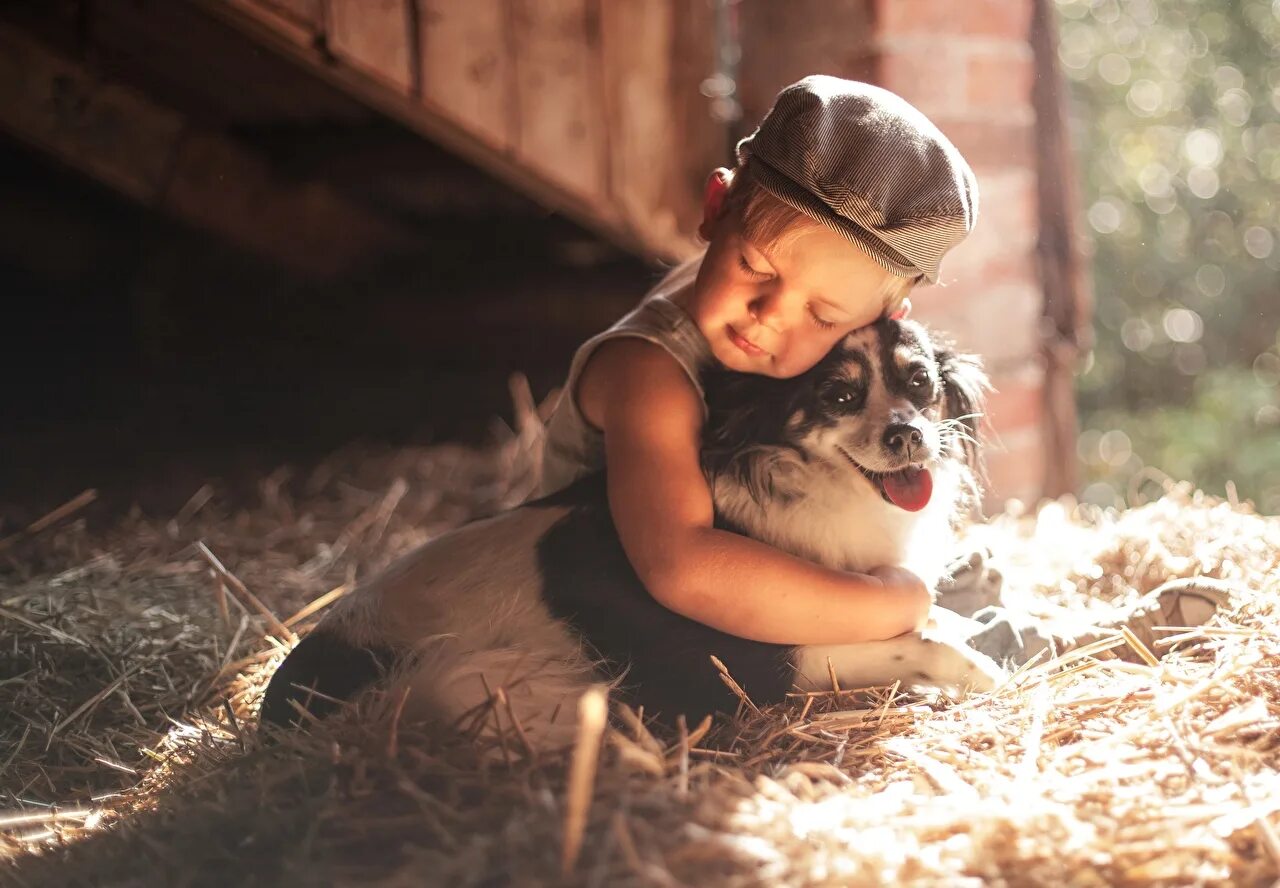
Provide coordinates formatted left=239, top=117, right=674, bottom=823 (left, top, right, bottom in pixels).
left=539, top=265, right=715, bottom=496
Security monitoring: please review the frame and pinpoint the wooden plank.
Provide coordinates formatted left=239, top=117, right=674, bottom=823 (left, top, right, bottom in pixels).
left=325, top=0, right=414, bottom=93
left=598, top=0, right=682, bottom=253
left=161, top=131, right=404, bottom=273
left=224, top=0, right=320, bottom=46
left=667, top=0, right=727, bottom=244
left=416, top=0, right=514, bottom=151
left=260, top=0, right=324, bottom=28
left=0, top=23, right=182, bottom=202
left=508, top=0, right=606, bottom=204
left=0, top=24, right=407, bottom=277
left=191, top=0, right=675, bottom=261
left=94, top=0, right=369, bottom=127
left=737, top=0, right=878, bottom=128
left=1031, top=0, right=1089, bottom=499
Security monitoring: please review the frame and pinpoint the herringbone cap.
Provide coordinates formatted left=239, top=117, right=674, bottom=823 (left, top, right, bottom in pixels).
left=735, top=75, right=979, bottom=284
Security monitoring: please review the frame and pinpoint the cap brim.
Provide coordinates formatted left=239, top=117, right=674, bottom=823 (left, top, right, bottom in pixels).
left=749, top=159, right=935, bottom=283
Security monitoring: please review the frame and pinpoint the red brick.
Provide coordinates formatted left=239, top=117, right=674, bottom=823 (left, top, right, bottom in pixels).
left=944, top=171, right=1040, bottom=264
left=942, top=228, right=1038, bottom=287
left=966, top=46, right=1034, bottom=110
left=983, top=428, right=1046, bottom=507
left=877, top=48, right=967, bottom=110
left=985, top=374, right=1044, bottom=430
left=975, top=249, right=1038, bottom=287
left=936, top=118, right=1035, bottom=171
left=874, top=0, right=1033, bottom=40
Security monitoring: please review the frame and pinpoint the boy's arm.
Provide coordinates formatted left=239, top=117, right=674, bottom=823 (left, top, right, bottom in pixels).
left=578, top=339, right=931, bottom=646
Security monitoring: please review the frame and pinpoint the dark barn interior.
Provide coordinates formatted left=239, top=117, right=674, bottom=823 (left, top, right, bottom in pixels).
left=0, top=0, right=661, bottom=527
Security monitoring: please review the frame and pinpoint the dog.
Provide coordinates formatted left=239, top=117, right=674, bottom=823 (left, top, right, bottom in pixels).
left=261, top=318, right=1008, bottom=748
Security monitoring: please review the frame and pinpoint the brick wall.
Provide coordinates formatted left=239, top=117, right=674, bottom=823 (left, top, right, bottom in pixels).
left=868, top=0, right=1048, bottom=511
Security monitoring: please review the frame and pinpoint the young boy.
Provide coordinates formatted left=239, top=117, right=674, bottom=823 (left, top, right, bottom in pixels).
left=537, top=76, right=979, bottom=648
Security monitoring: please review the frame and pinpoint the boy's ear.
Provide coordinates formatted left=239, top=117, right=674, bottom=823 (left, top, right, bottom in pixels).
left=698, top=168, right=733, bottom=240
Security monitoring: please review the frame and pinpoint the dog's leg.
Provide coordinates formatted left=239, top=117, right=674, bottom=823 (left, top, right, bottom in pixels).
left=793, top=632, right=1008, bottom=698
left=392, top=637, right=604, bottom=755
left=260, top=630, right=397, bottom=728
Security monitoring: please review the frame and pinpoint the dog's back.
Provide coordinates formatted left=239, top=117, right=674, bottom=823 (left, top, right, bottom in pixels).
left=261, top=475, right=793, bottom=735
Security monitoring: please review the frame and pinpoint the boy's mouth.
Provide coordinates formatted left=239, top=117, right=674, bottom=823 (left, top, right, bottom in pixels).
left=727, top=325, right=768, bottom=357
left=835, top=446, right=934, bottom=512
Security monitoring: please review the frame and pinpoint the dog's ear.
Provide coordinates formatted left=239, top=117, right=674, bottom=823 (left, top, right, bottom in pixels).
left=934, top=344, right=991, bottom=483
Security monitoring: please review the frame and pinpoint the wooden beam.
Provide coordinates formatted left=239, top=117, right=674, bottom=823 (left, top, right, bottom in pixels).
left=224, top=0, right=324, bottom=47
left=193, top=0, right=701, bottom=261
left=0, top=22, right=409, bottom=278
left=417, top=0, right=515, bottom=153
left=1031, top=0, right=1090, bottom=499
left=598, top=0, right=682, bottom=253
left=508, top=0, right=605, bottom=204
left=325, top=0, right=415, bottom=94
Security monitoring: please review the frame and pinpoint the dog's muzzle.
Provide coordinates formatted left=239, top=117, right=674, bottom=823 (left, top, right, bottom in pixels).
left=836, top=445, right=935, bottom=512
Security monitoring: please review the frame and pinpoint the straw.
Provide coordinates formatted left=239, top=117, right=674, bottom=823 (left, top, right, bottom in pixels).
left=2, top=409, right=1278, bottom=885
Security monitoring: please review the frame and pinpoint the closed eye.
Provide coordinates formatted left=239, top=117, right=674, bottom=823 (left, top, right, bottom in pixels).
left=737, top=254, right=772, bottom=279
left=808, top=305, right=836, bottom=330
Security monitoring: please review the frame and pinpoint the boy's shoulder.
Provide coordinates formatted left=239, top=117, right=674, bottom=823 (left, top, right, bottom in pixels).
left=577, top=337, right=703, bottom=430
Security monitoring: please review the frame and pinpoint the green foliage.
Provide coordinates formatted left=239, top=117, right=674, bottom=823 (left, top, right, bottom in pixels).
left=1056, top=0, right=1280, bottom=513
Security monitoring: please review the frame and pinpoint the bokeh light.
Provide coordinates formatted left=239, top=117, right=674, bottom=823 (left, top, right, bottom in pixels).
left=1060, top=0, right=1280, bottom=514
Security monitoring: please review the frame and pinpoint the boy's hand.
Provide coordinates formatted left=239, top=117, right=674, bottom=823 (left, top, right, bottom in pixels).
left=868, top=564, right=925, bottom=592
left=867, top=564, right=930, bottom=631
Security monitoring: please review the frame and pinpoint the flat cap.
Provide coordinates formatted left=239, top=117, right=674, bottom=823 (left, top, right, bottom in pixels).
left=735, top=75, right=979, bottom=284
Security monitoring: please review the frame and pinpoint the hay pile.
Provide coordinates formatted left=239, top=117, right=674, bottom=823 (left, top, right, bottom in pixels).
left=2, top=398, right=1278, bottom=885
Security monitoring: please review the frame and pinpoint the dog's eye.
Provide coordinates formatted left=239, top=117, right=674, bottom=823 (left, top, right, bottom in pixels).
left=909, top=368, right=930, bottom=389
left=821, top=382, right=860, bottom=407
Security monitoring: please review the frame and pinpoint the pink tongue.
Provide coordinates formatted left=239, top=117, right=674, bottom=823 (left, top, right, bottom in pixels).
left=882, top=467, right=933, bottom=511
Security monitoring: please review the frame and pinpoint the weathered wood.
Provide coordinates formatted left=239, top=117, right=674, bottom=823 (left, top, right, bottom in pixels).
left=224, top=0, right=321, bottom=45
left=417, top=0, right=515, bottom=152
left=260, top=0, right=324, bottom=28
left=667, top=0, right=726, bottom=240
left=0, top=23, right=407, bottom=277
left=325, top=0, right=415, bottom=94
left=737, top=0, right=878, bottom=131
left=508, top=0, right=606, bottom=203
left=91, top=0, right=370, bottom=126
left=1031, top=0, right=1090, bottom=499
left=599, top=0, right=682, bottom=253
left=195, top=0, right=723, bottom=261
left=0, top=24, right=183, bottom=202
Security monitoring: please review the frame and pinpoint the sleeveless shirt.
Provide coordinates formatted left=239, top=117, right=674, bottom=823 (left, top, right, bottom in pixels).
left=539, top=266, right=715, bottom=496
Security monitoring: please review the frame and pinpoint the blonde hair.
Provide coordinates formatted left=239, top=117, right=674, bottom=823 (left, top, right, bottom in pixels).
left=676, top=162, right=917, bottom=316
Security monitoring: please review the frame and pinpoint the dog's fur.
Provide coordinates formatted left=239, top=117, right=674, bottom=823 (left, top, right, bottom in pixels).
left=261, top=319, right=1007, bottom=747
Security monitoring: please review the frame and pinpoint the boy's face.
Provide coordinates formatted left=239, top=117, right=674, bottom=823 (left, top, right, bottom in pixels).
left=687, top=204, right=901, bottom=379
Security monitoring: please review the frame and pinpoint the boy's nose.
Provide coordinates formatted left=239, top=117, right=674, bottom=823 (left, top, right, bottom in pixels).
left=748, top=292, right=788, bottom=332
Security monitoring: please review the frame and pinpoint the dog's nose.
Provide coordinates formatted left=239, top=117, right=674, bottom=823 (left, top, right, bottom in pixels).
left=883, top=423, right=923, bottom=455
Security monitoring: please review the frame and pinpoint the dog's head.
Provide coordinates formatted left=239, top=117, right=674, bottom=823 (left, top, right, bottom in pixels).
left=702, top=318, right=990, bottom=511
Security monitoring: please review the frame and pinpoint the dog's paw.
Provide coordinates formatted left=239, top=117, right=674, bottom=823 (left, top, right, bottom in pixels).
left=934, top=546, right=1005, bottom=618
left=965, top=607, right=1057, bottom=668
left=910, top=634, right=1009, bottom=694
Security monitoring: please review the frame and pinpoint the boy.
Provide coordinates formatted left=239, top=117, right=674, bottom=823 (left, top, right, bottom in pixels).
left=538, top=76, right=976, bottom=646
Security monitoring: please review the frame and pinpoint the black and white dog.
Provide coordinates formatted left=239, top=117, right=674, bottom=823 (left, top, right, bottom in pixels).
left=261, top=318, right=1007, bottom=747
